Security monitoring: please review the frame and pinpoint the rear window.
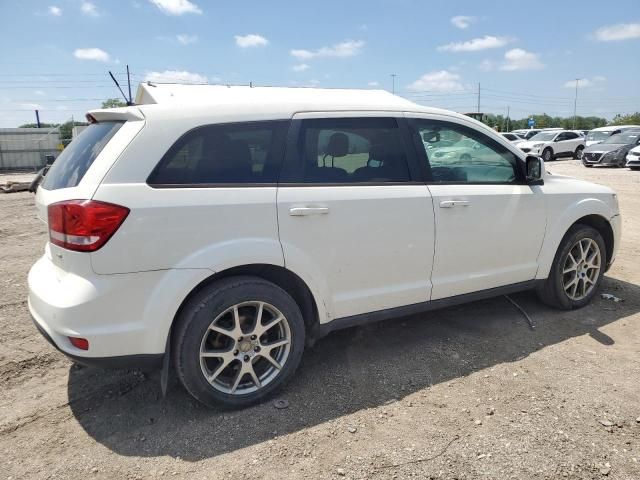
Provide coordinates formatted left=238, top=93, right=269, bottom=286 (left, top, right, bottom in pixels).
left=147, top=121, right=288, bottom=186
left=41, top=121, right=124, bottom=190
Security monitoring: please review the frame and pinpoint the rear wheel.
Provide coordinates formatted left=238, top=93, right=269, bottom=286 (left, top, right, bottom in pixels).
left=574, top=146, right=584, bottom=160
left=537, top=225, right=606, bottom=310
left=173, top=276, right=305, bottom=408
left=630, top=166, right=640, bottom=171
left=542, top=147, right=553, bottom=162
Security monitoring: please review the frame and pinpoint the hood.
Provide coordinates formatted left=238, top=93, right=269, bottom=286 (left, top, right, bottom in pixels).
left=518, top=140, right=547, bottom=149
left=585, top=143, right=631, bottom=153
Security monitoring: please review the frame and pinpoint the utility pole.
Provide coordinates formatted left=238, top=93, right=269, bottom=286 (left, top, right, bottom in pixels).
left=35, top=110, right=41, bottom=128
left=504, top=106, right=510, bottom=131
left=391, top=74, right=396, bottom=94
left=477, top=82, right=481, bottom=113
left=573, top=78, right=581, bottom=129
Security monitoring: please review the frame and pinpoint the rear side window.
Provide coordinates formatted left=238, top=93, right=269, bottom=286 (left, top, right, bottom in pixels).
left=42, top=121, right=123, bottom=190
left=148, top=121, right=288, bottom=186
left=287, top=117, right=412, bottom=184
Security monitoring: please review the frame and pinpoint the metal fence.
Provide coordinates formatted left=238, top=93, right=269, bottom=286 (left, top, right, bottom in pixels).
left=0, top=128, right=61, bottom=171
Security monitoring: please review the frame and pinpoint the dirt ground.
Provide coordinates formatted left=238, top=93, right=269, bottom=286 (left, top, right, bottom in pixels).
left=1, top=159, right=639, bottom=480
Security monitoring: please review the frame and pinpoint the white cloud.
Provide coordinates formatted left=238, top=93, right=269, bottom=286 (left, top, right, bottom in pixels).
left=234, top=34, right=269, bottom=48
left=144, top=70, right=208, bottom=84
left=451, top=15, right=476, bottom=29
left=81, top=2, right=99, bottom=16
left=562, top=77, right=606, bottom=88
left=73, top=47, right=110, bottom=62
left=368, top=81, right=380, bottom=87
left=478, top=59, right=494, bottom=71
left=594, top=22, right=640, bottom=41
left=291, top=40, right=365, bottom=59
left=500, top=48, right=544, bottom=71
left=148, top=0, right=201, bottom=15
left=292, top=63, right=310, bottom=72
left=176, top=34, right=198, bottom=45
left=406, top=70, right=464, bottom=92
left=48, top=5, right=62, bottom=16
left=438, top=35, right=512, bottom=52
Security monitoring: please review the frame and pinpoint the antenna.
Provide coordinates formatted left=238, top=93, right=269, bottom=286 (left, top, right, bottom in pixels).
left=126, top=65, right=133, bottom=104
left=108, top=70, right=133, bottom=106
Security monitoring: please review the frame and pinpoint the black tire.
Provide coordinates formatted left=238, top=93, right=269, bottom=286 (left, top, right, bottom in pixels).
left=542, top=147, right=553, bottom=162
left=537, top=225, right=606, bottom=310
left=573, top=146, right=584, bottom=160
left=584, top=163, right=593, bottom=168
left=630, top=166, right=640, bottom=171
left=173, top=276, right=305, bottom=408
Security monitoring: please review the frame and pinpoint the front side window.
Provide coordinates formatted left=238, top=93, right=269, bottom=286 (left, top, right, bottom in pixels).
left=292, top=117, right=412, bottom=183
left=148, top=121, right=288, bottom=185
left=410, top=119, right=519, bottom=184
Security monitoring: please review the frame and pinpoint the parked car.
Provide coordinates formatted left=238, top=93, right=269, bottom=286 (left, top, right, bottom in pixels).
left=511, top=128, right=542, bottom=140
left=501, top=132, right=525, bottom=145
left=585, top=125, right=640, bottom=147
left=626, top=144, right=640, bottom=170
left=28, top=85, right=621, bottom=408
left=583, top=129, right=640, bottom=167
left=517, top=130, right=585, bottom=161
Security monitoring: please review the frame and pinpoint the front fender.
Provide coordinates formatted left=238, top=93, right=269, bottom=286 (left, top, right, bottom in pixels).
left=536, top=197, right=614, bottom=279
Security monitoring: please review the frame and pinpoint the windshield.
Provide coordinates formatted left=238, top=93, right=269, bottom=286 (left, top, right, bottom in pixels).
left=603, top=131, right=640, bottom=145
left=41, top=121, right=124, bottom=190
left=586, top=131, right=614, bottom=142
left=529, top=132, right=557, bottom=141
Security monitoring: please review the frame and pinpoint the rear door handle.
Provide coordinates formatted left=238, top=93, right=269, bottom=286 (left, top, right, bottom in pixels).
left=289, top=207, right=330, bottom=216
left=439, top=200, right=470, bottom=208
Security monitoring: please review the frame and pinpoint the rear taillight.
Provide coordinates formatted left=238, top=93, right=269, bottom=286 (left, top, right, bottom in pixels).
left=48, top=200, right=129, bottom=252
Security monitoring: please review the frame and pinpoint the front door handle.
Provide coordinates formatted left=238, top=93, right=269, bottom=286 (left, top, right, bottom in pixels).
left=289, top=207, right=330, bottom=216
left=439, top=200, right=470, bottom=208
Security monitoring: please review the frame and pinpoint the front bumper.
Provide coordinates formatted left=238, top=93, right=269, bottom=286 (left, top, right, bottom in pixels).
left=626, top=153, right=640, bottom=167
left=582, top=151, right=624, bottom=166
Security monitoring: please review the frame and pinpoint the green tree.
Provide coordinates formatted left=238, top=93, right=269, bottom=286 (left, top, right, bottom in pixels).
left=101, top=98, right=127, bottom=109
left=610, top=112, right=640, bottom=126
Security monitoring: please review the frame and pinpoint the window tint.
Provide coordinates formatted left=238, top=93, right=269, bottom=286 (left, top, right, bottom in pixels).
left=293, top=117, right=411, bottom=183
left=148, top=121, right=288, bottom=185
left=42, top=121, right=123, bottom=190
left=411, top=119, right=519, bottom=184
left=564, top=132, right=578, bottom=140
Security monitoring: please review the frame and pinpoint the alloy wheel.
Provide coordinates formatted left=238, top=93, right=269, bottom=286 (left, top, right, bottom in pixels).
left=562, top=238, right=601, bottom=301
left=199, top=301, right=291, bottom=395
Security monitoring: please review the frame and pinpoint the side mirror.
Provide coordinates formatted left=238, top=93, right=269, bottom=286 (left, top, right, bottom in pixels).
left=422, top=131, right=441, bottom=143
left=526, top=155, right=543, bottom=185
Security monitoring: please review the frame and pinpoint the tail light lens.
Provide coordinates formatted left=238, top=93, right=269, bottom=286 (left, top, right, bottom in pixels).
left=48, top=200, right=129, bottom=252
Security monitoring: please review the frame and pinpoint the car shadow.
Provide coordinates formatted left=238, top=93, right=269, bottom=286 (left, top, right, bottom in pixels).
left=67, top=276, right=640, bottom=461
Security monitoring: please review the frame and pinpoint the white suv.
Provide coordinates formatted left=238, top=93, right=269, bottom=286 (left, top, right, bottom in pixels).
left=28, top=85, right=621, bottom=408
left=518, top=130, right=585, bottom=162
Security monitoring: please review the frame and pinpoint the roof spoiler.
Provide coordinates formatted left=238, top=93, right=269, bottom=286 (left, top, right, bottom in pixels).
left=85, top=107, right=145, bottom=123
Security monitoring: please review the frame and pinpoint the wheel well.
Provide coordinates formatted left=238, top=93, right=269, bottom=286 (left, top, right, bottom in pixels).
left=172, top=264, right=319, bottom=332
left=572, top=215, right=614, bottom=265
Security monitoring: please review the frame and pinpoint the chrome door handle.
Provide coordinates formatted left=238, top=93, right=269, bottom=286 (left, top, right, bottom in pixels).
left=439, top=200, right=470, bottom=208
left=289, top=207, right=330, bottom=216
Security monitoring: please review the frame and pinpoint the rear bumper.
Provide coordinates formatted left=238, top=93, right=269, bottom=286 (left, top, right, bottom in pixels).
left=30, top=314, right=162, bottom=370
left=27, top=253, right=210, bottom=366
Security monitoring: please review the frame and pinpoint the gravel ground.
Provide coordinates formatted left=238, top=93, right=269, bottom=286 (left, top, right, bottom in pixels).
left=1, top=159, right=639, bottom=480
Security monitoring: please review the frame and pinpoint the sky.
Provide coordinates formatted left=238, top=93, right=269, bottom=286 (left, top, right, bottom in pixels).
left=1, top=0, right=639, bottom=127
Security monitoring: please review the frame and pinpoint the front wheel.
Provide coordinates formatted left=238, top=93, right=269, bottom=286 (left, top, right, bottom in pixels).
left=173, top=276, right=305, bottom=408
left=537, top=225, right=606, bottom=310
left=574, top=146, right=584, bottom=160
left=542, top=148, right=553, bottom=162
